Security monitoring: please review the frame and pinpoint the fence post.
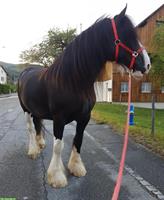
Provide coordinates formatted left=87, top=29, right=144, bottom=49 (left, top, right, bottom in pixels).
left=151, top=95, right=155, bottom=136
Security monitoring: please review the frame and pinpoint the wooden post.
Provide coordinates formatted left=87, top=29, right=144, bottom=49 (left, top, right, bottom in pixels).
left=151, top=94, right=155, bottom=136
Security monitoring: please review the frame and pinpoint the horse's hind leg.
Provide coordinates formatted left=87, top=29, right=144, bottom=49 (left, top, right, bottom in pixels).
left=33, top=117, right=45, bottom=150
left=25, top=113, right=40, bottom=159
left=68, top=114, right=90, bottom=177
left=47, top=116, right=67, bottom=188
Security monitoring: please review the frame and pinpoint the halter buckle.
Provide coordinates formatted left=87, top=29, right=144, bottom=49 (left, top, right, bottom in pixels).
left=115, top=39, right=120, bottom=45
left=132, top=51, right=138, bottom=57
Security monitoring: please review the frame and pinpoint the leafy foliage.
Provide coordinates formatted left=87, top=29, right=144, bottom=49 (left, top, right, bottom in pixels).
left=20, top=27, right=77, bottom=67
left=0, top=84, right=16, bottom=94
left=152, top=24, right=164, bottom=61
left=149, top=24, right=164, bottom=88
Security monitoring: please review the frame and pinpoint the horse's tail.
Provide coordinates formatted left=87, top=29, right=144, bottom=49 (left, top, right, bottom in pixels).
left=17, top=69, right=30, bottom=113
left=41, top=122, right=51, bottom=136
left=17, top=73, right=21, bottom=99
left=17, top=67, right=32, bottom=96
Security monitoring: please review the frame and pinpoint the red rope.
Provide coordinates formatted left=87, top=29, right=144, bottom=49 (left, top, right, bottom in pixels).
left=111, top=73, right=132, bottom=200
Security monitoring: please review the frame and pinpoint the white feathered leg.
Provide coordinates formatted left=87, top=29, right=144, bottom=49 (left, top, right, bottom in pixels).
left=25, top=112, right=40, bottom=159
left=68, top=146, right=86, bottom=177
left=47, top=138, right=67, bottom=188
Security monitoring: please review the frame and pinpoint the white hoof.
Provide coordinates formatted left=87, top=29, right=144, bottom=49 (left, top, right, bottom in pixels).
left=68, top=160, right=87, bottom=177
left=68, top=147, right=87, bottom=177
left=47, top=169, right=68, bottom=188
left=36, top=135, right=46, bottom=149
left=28, top=145, right=40, bottom=160
left=47, top=138, right=67, bottom=188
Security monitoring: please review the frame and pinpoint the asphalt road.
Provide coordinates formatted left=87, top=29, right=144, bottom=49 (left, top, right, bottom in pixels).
left=0, top=95, right=164, bottom=200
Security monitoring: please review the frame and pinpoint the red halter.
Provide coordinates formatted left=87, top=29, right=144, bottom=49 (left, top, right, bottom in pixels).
left=111, top=18, right=143, bottom=70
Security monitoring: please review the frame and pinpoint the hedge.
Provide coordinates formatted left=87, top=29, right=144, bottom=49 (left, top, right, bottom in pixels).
left=0, top=84, right=17, bottom=94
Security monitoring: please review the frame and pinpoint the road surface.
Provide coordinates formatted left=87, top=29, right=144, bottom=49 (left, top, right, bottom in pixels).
left=0, top=95, right=164, bottom=200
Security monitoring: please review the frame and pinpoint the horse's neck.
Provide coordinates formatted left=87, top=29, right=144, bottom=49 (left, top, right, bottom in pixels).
left=45, top=22, right=114, bottom=90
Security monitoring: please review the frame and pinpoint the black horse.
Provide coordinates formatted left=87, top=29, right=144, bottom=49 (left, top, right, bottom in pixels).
left=18, top=6, right=150, bottom=188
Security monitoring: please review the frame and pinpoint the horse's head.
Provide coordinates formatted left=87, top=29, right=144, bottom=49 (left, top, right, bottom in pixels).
left=112, top=5, right=151, bottom=78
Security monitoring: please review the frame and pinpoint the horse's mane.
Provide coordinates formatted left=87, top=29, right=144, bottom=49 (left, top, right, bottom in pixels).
left=46, top=15, right=136, bottom=92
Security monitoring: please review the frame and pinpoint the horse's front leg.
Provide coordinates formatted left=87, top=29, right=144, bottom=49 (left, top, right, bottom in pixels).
left=68, top=114, right=90, bottom=177
left=47, top=117, right=67, bottom=188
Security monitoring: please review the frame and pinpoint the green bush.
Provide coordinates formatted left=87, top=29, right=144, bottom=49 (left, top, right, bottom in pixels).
left=0, top=84, right=16, bottom=94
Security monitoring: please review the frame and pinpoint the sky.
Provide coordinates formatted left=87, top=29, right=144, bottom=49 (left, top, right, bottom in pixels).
left=0, top=0, right=163, bottom=64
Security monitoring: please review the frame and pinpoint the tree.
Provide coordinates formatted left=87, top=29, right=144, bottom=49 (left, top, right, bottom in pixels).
left=150, top=24, right=164, bottom=87
left=149, top=24, right=164, bottom=135
left=20, top=27, right=77, bottom=67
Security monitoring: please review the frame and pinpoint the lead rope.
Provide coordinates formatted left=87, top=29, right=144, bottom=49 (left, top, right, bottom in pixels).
left=111, top=72, right=132, bottom=200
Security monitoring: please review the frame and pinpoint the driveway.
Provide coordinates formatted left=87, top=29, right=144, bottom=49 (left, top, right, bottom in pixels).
left=0, top=95, right=164, bottom=200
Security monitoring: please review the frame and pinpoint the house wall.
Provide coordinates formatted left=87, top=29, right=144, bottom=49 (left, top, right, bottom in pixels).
left=96, top=62, right=113, bottom=81
left=112, top=72, right=164, bottom=102
left=137, top=5, right=164, bottom=52
left=0, top=66, right=7, bottom=84
left=112, top=5, right=164, bottom=103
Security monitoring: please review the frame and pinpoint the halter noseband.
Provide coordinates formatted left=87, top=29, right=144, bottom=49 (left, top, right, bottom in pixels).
left=111, top=18, right=143, bottom=70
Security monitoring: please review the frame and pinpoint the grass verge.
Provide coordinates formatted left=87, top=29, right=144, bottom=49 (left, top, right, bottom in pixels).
left=92, top=103, right=164, bottom=157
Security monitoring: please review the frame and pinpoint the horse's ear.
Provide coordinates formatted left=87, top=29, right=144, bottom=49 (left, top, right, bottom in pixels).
left=119, top=4, right=127, bottom=17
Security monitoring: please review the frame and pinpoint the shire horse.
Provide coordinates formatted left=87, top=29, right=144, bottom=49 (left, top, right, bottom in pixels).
left=18, top=6, right=150, bottom=188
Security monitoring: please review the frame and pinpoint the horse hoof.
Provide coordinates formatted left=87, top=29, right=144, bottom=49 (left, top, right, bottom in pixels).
left=51, top=179, right=68, bottom=188
left=68, top=162, right=87, bottom=177
left=36, top=135, right=46, bottom=150
left=39, top=143, right=46, bottom=150
left=28, top=148, right=40, bottom=160
left=47, top=170, right=68, bottom=188
left=28, top=153, right=38, bottom=160
left=48, top=177, right=68, bottom=188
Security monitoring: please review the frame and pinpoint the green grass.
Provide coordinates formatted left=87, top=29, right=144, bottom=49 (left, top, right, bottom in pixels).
left=92, top=103, right=164, bottom=157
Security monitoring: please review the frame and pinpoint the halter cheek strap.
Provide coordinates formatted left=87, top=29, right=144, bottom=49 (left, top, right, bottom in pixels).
left=111, top=18, right=143, bottom=70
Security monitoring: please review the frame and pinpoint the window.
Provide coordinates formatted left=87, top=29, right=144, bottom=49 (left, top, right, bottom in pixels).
left=121, top=82, right=128, bottom=93
left=156, top=20, right=164, bottom=27
left=161, top=86, right=164, bottom=93
left=141, top=82, right=151, bottom=93
left=1, top=77, right=4, bottom=82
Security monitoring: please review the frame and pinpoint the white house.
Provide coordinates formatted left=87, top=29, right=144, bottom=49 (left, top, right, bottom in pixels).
left=94, top=62, right=113, bottom=102
left=0, top=65, right=7, bottom=84
left=94, top=80, right=112, bottom=102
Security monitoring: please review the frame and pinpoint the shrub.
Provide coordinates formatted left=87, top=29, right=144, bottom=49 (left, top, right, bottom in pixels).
left=0, top=84, right=16, bottom=94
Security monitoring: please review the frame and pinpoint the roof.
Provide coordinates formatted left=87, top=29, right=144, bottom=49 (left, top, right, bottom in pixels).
left=137, top=4, right=164, bottom=28
left=0, top=65, right=9, bottom=75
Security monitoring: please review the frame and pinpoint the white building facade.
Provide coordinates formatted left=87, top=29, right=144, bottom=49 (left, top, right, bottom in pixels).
left=94, top=61, right=113, bottom=103
left=94, top=79, right=112, bottom=102
left=0, top=65, right=7, bottom=84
